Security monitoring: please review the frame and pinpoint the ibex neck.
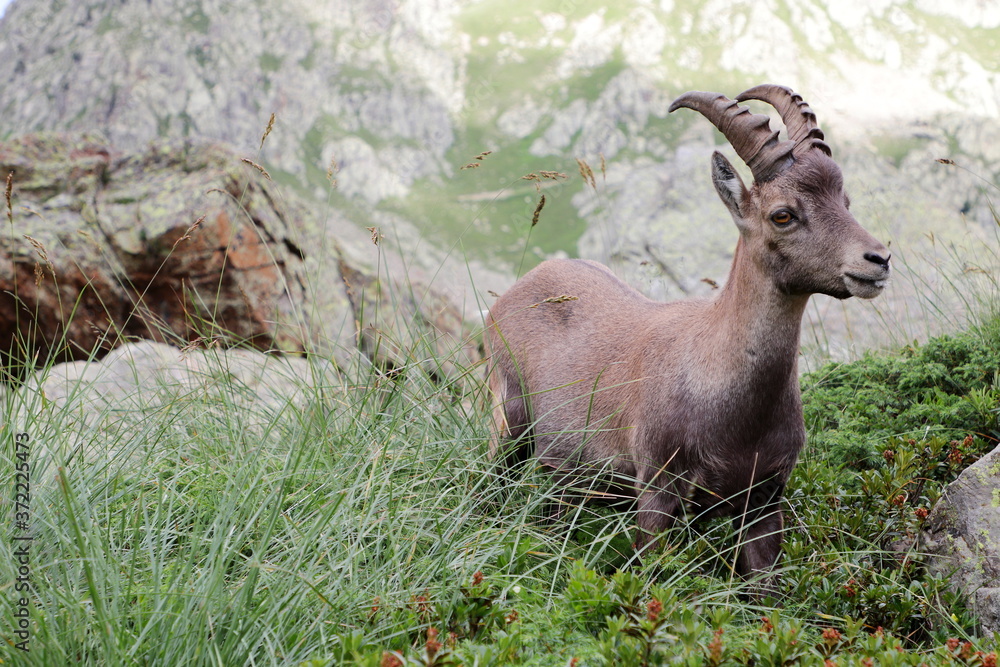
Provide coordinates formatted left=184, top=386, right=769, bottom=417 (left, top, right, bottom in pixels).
left=711, top=238, right=809, bottom=373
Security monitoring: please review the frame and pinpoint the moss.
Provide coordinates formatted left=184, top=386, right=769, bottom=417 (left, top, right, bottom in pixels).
left=190, top=44, right=211, bottom=69
left=156, top=114, right=171, bottom=138
left=298, top=46, right=316, bottom=71
left=870, top=134, right=931, bottom=168
left=177, top=111, right=195, bottom=138
left=258, top=52, right=282, bottom=73
left=95, top=12, right=118, bottom=36
left=183, top=5, right=210, bottom=34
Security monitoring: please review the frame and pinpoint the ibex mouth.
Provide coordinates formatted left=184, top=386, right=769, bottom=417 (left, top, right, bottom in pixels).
left=844, top=273, right=889, bottom=299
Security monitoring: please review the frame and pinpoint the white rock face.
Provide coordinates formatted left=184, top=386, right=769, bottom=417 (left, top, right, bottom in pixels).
left=2, top=0, right=996, bottom=209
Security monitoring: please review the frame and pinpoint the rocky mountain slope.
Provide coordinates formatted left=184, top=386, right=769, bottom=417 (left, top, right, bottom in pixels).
left=0, top=0, right=458, bottom=201
left=1, top=0, right=998, bottom=362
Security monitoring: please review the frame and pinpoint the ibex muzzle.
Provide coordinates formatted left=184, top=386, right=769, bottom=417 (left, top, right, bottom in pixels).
left=485, top=85, right=890, bottom=591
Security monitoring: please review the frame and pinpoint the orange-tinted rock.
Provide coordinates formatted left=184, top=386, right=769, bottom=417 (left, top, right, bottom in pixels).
left=0, top=133, right=318, bottom=371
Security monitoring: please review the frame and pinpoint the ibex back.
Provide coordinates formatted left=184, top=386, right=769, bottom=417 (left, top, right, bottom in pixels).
left=485, top=85, right=890, bottom=584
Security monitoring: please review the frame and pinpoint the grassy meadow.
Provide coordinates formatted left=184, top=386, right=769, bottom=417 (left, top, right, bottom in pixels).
left=2, top=148, right=1000, bottom=667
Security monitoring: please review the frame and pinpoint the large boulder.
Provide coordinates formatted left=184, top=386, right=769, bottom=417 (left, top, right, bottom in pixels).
left=10, top=340, right=342, bottom=478
left=0, top=132, right=478, bottom=376
left=29, top=339, right=338, bottom=418
left=923, top=444, right=1000, bottom=635
left=0, top=133, right=323, bottom=360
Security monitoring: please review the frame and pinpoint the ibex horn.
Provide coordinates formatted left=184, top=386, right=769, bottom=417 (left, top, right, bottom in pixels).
left=669, top=85, right=830, bottom=182
left=735, top=84, right=832, bottom=160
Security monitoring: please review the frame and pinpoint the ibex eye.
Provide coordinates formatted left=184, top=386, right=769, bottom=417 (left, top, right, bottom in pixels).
left=771, top=210, right=793, bottom=226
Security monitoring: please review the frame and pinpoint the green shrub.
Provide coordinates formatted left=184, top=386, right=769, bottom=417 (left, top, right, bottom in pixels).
left=803, top=324, right=1000, bottom=470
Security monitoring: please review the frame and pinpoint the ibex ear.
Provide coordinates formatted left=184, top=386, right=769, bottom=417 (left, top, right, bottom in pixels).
left=711, top=151, right=748, bottom=222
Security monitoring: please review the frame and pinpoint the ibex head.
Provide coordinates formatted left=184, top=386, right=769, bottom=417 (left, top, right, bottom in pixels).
left=669, top=84, right=890, bottom=300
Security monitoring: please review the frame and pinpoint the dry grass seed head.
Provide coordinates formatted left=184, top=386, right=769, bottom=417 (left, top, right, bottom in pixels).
left=23, top=234, right=49, bottom=262
left=238, top=284, right=254, bottom=316
left=522, top=170, right=565, bottom=192
left=24, top=235, right=56, bottom=282
left=461, top=150, right=492, bottom=169
left=576, top=158, right=596, bottom=190
left=259, top=112, right=276, bottom=149
left=366, top=226, right=383, bottom=246
left=529, top=294, right=578, bottom=308
left=172, top=215, right=206, bottom=250
left=240, top=157, right=271, bottom=181
left=531, top=194, right=546, bottom=226
left=5, top=171, right=12, bottom=223
left=180, top=335, right=222, bottom=353
left=327, top=155, right=339, bottom=186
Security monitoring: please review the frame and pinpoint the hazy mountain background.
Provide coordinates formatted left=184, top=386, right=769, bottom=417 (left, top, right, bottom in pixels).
left=1, top=0, right=998, bottom=366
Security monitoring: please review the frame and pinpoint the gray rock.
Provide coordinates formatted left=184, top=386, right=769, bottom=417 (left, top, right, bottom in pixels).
left=924, top=444, right=1000, bottom=635
left=978, top=588, right=1000, bottom=637
left=0, top=132, right=479, bottom=377
left=0, top=132, right=352, bottom=363
left=12, top=340, right=344, bottom=476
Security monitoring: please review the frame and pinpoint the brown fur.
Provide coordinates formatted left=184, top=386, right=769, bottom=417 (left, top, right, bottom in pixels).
left=485, top=93, right=891, bottom=585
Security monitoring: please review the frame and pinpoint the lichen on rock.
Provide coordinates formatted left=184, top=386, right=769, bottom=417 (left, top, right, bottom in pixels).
left=923, top=443, right=1000, bottom=635
left=0, top=132, right=477, bottom=379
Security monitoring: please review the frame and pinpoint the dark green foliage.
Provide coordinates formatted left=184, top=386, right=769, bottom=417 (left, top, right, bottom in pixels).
left=763, top=323, right=1000, bottom=652
left=802, top=326, right=1000, bottom=469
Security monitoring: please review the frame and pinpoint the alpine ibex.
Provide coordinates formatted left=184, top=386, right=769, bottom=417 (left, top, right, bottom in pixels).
left=485, top=85, right=890, bottom=583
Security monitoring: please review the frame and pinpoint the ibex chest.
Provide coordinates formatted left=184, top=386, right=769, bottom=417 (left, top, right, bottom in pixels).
left=636, top=362, right=804, bottom=470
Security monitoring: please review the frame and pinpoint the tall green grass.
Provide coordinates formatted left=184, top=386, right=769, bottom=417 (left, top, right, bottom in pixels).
left=3, top=304, right=998, bottom=664
left=0, top=320, right=986, bottom=665
left=2, top=349, right=490, bottom=662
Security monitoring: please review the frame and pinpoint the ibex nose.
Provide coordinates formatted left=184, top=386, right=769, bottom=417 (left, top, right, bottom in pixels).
left=864, top=251, right=891, bottom=270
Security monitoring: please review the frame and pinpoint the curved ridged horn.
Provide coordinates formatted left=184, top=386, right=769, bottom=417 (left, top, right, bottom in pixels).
left=735, top=84, right=832, bottom=159
left=668, top=90, right=795, bottom=182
